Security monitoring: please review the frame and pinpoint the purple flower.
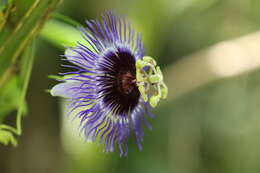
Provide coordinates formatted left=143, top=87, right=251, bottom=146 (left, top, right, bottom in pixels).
left=51, top=11, right=155, bottom=157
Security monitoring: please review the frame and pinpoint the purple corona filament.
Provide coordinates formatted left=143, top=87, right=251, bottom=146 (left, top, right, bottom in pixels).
left=51, top=11, right=154, bottom=157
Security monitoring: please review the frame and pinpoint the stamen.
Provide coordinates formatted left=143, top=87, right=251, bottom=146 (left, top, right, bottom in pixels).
left=135, top=56, right=168, bottom=107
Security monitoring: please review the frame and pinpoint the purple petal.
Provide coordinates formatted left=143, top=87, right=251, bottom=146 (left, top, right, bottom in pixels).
left=50, top=81, right=82, bottom=98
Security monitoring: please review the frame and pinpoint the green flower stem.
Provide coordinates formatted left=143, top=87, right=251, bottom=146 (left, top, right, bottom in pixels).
left=40, top=19, right=85, bottom=49
left=17, top=40, right=35, bottom=135
left=52, top=12, right=83, bottom=27
left=0, top=40, right=35, bottom=137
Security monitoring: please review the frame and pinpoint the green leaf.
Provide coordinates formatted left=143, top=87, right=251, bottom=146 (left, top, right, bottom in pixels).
left=0, top=0, right=62, bottom=79
left=0, top=0, right=14, bottom=30
left=0, top=0, right=13, bottom=11
left=0, top=129, right=17, bottom=146
left=0, top=0, right=63, bottom=148
left=0, top=76, right=22, bottom=122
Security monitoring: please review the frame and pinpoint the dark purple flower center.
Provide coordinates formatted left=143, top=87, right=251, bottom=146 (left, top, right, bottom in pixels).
left=117, top=71, right=136, bottom=94
left=97, top=48, right=140, bottom=115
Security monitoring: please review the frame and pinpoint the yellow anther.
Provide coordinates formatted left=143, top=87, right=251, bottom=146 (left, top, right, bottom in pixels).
left=161, top=84, right=168, bottom=99
left=136, top=59, right=148, bottom=69
left=143, top=56, right=157, bottom=66
left=149, top=95, right=160, bottom=108
left=149, top=74, right=162, bottom=83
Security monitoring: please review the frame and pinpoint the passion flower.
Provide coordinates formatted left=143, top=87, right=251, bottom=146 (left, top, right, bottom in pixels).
left=50, top=11, right=167, bottom=156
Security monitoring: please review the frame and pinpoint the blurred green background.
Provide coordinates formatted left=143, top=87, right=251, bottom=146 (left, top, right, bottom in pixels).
left=1, top=0, right=260, bottom=173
